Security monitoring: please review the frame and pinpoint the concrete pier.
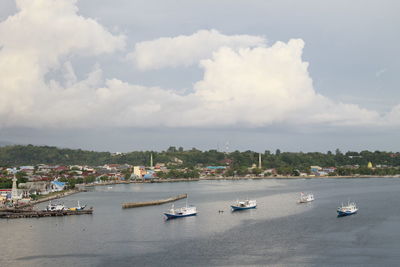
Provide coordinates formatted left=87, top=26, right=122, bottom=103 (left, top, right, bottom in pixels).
left=122, top=194, right=187, bottom=209
left=0, top=208, right=93, bottom=219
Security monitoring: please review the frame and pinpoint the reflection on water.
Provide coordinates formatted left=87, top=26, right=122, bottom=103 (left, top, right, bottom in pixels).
left=1, top=178, right=400, bottom=266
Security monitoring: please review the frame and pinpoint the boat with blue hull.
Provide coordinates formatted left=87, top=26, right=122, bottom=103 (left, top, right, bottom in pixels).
left=231, top=199, right=257, bottom=211
left=164, top=204, right=197, bottom=219
left=68, top=201, right=86, bottom=211
left=337, top=201, right=358, bottom=217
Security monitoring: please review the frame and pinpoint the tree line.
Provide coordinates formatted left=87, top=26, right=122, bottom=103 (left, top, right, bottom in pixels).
left=1, top=145, right=400, bottom=172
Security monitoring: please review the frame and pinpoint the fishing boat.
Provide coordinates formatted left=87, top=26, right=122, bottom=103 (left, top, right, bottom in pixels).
left=46, top=201, right=65, bottom=211
left=68, top=201, right=86, bottom=211
left=231, top=199, right=257, bottom=211
left=164, top=204, right=197, bottom=219
left=337, top=201, right=358, bottom=217
left=299, top=192, right=314, bottom=203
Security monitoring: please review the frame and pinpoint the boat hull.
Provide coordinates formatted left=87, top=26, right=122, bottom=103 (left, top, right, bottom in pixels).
left=337, top=210, right=358, bottom=217
left=164, top=212, right=197, bottom=219
left=231, top=205, right=257, bottom=211
left=299, top=199, right=313, bottom=203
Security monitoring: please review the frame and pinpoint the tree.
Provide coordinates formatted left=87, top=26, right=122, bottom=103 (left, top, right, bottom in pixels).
left=252, top=168, right=262, bottom=176
left=167, top=146, right=177, bottom=153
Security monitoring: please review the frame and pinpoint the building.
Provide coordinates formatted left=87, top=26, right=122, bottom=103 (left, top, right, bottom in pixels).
left=51, top=181, right=66, bottom=192
left=133, top=166, right=146, bottom=179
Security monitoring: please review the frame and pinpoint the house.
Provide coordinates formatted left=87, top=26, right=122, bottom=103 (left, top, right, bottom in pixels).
left=310, top=166, right=322, bottom=173
left=322, top=167, right=336, bottom=173
left=51, top=181, right=66, bottom=192
left=143, top=170, right=156, bottom=179
left=133, top=166, right=146, bottom=178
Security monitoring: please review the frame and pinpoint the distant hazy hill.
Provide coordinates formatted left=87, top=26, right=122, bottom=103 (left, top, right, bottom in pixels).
left=0, top=141, right=14, bottom=147
left=0, top=144, right=165, bottom=166
left=1, top=145, right=400, bottom=174
left=0, top=145, right=113, bottom=166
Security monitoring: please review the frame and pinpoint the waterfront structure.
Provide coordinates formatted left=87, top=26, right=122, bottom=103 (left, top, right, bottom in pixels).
left=50, top=181, right=66, bottom=192
left=11, top=176, right=22, bottom=201
left=133, top=166, right=146, bottom=179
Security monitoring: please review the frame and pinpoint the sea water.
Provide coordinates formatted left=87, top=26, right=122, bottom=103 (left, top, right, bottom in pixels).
left=1, top=178, right=400, bottom=266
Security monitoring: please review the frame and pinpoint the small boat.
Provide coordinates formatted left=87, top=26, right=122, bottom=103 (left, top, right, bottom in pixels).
left=68, top=201, right=86, bottom=211
left=107, top=186, right=113, bottom=189
left=231, top=199, right=257, bottom=211
left=164, top=204, right=197, bottom=219
left=46, top=201, right=65, bottom=211
left=337, top=201, right=358, bottom=217
left=299, top=192, right=314, bottom=203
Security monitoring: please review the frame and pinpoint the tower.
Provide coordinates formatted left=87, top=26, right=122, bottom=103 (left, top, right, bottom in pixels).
left=258, top=153, right=262, bottom=169
left=11, top=175, right=19, bottom=201
left=150, top=153, right=153, bottom=168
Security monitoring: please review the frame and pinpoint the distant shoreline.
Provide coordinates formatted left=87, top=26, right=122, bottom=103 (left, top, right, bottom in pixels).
left=28, top=175, right=398, bottom=205
left=87, top=175, right=400, bottom=186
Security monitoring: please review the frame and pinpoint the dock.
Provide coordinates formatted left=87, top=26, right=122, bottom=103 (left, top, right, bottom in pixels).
left=122, top=194, right=187, bottom=209
left=0, top=208, right=93, bottom=219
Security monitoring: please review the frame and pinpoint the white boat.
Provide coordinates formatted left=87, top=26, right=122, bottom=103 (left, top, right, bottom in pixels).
left=231, top=199, right=257, bottom=211
left=299, top=192, right=314, bottom=203
left=337, top=201, right=358, bottom=216
left=46, top=201, right=65, bottom=211
left=68, top=201, right=86, bottom=211
left=164, top=204, right=197, bottom=219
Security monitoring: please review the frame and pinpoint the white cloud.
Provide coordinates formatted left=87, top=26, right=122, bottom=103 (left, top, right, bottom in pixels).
left=127, top=29, right=266, bottom=70
left=0, top=0, right=397, bottom=131
left=0, top=0, right=125, bottom=127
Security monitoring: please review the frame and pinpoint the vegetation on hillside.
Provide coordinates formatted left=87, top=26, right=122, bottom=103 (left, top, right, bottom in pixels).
left=1, top=145, right=400, bottom=176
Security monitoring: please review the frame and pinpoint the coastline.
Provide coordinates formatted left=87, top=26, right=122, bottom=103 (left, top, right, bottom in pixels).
left=85, top=174, right=400, bottom=186
left=24, top=175, right=399, bottom=205
left=30, top=189, right=80, bottom=205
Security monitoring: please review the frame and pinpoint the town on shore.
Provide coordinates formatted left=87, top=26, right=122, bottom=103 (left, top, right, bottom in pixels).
left=1, top=145, right=400, bottom=206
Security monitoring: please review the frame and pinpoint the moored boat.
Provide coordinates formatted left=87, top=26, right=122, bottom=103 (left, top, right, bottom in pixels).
left=337, top=201, right=358, bottom=216
left=46, top=201, right=65, bottom=211
left=231, top=199, right=257, bottom=211
left=68, top=201, right=86, bottom=211
left=164, top=204, right=197, bottom=219
left=299, top=192, right=314, bottom=203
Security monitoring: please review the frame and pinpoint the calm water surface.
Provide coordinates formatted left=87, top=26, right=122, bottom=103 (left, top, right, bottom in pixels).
left=1, top=178, right=400, bottom=266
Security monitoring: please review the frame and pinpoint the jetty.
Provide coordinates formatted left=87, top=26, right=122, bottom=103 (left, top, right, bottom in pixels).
left=0, top=208, right=93, bottom=219
left=122, top=193, right=187, bottom=209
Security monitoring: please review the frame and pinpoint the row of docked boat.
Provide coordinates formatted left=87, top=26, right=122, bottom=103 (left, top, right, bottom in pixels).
left=163, top=198, right=257, bottom=219
left=298, top=192, right=358, bottom=217
left=46, top=201, right=86, bottom=212
left=164, top=192, right=358, bottom=219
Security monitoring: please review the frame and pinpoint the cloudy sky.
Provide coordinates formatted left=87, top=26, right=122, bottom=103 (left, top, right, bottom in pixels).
left=0, top=0, right=399, bottom=152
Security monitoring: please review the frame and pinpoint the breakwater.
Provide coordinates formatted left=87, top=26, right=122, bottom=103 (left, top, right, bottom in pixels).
left=122, top=193, right=187, bottom=209
left=0, top=208, right=93, bottom=219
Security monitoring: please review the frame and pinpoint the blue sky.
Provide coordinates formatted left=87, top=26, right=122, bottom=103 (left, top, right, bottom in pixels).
left=0, top=0, right=399, bottom=152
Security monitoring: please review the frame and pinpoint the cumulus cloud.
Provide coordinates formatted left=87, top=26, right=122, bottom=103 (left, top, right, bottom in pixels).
left=0, top=0, right=397, bottom=130
left=0, top=0, right=125, bottom=127
left=127, top=29, right=266, bottom=70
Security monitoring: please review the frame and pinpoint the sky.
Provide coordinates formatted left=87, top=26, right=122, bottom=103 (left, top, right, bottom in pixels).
left=0, top=0, right=399, bottom=153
